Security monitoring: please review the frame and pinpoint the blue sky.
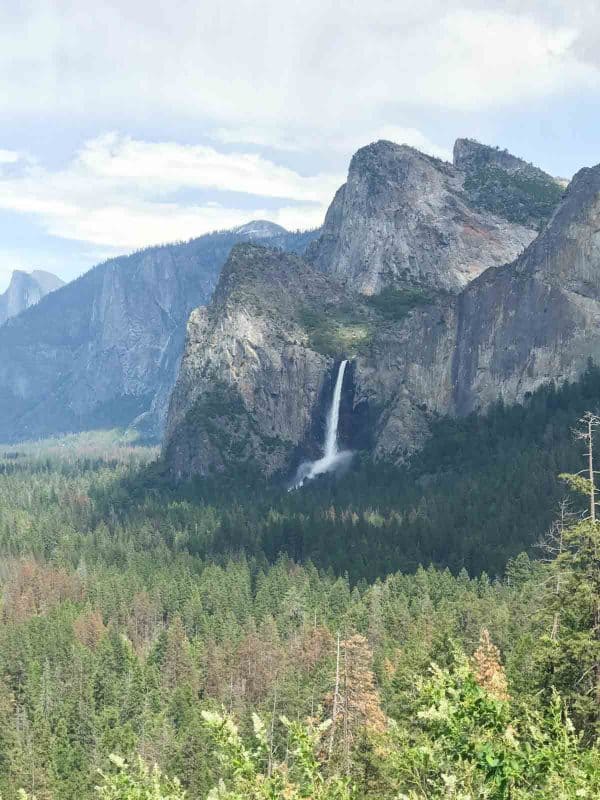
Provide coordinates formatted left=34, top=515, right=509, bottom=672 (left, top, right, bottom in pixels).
left=1, top=0, right=600, bottom=291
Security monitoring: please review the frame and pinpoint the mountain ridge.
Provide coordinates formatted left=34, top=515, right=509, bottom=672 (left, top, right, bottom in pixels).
left=454, top=138, right=567, bottom=230
left=0, top=223, right=319, bottom=443
left=0, top=136, right=577, bottom=450
left=306, top=138, right=546, bottom=294
left=163, top=156, right=600, bottom=478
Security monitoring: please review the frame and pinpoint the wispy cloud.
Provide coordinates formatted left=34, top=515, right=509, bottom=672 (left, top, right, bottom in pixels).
left=0, top=134, right=341, bottom=250
left=212, top=125, right=453, bottom=162
left=1, top=3, right=596, bottom=128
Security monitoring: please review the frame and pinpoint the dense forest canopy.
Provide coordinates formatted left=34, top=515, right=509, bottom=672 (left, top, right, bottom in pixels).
left=1, top=367, right=600, bottom=798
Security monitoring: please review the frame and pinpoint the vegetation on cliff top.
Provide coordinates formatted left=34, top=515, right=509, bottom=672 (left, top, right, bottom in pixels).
left=299, top=287, right=433, bottom=358
left=464, top=165, right=564, bottom=229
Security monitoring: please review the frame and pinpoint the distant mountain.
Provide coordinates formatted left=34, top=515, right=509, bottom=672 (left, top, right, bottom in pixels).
left=0, top=270, right=64, bottom=325
left=232, top=220, right=287, bottom=239
left=0, top=223, right=319, bottom=443
left=307, top=139, right=564, bottom=294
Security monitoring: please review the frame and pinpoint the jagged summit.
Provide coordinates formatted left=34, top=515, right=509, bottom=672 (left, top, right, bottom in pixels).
left=351, top=139, right=449, bottom=168
left=453, top=138, right=537, bottom=173
left=307, top=137, right=536, bottom=294
left=212, top=242, right=332, bottom=310
left=164, top=149, right=600, bottom=479
left=0, top=269, right=64, bottom=326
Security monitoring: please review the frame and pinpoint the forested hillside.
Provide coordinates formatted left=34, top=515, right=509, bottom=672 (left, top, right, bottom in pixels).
left=2, top=367, right=600, bottom=798
left=161, top=363, right=600, bottom=580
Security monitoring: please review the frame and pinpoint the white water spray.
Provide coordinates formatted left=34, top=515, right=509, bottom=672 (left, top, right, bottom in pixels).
left=323, top=359, right=348, bottom=463
left=292, top=360, right=352, bottom=488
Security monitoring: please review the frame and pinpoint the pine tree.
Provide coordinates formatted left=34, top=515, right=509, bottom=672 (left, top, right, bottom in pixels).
left=162, top=616, right=199, bottom=694
left=536, top=412, right=600, bottom=735
left=0, top=678, right=19, bottom=797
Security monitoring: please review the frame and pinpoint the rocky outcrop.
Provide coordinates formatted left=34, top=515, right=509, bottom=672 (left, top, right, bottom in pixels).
left=0, top=223, right=319, bottom=443
left=164, top=245, right=353, bottom=478
left=0, top=270, right=64, bottom=325
left=354, top=160, right=600, bottom=461
left=454, top=138, right=565, bottom=230
left=164, top=160, right=600, bottom=479
left=307, top=139, right=559, bottom=294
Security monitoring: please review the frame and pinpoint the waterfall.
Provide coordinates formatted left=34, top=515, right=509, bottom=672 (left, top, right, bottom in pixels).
left=323, top=359, right=348, bottom=463
left=291, top=359, right=352, bottom=489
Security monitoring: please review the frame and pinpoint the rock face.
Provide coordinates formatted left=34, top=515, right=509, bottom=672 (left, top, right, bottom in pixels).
left=164, top=160, right=600, bottom=478
left=164, top=245, right=351, bottom=478
left=307, top=139, right=559, bottom=294
left=353, top=160, right=600, bottom=461
left=0, top=270, right=64, bottom=325
left=0, top=223, right=319, bottom=443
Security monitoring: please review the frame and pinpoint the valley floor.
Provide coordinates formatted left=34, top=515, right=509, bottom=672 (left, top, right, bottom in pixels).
left=1, top=394, right=600, bottom=798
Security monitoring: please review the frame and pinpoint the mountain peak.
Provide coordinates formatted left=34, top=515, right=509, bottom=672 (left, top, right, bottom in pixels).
left=212, top=242, right=329, bottom=311
left=453, top=138, right=533, bottom=173
left=232, top=220, right=289, bottom=239
left=29, top=270, right=65, bottom=293
left=0, top=269, right=64, bottom=326
left=308, top=138, right=536, bottom=294
left=516, top=160, right=600, bottom=288
left=350, top=140, right=444, bottom=173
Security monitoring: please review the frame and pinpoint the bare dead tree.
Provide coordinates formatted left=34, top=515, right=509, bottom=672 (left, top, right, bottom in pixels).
left=328, top=631, right=341, bottom=759
left=574, top=412, right=600, bottom=521
left=343, top=636, right=350, bottom=777
left=537, top=499, right=576, bottom=640
left=267, top=676, right=278, bottom=778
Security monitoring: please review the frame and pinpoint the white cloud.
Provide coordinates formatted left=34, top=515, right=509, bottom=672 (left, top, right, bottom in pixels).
left=0, top=2, right=597, bottom=137
left=75, top=134, right=340, bottom=203
left=212, top=124, right=453, bottom=162
left=0, top=150, right=19, bottom=165
left=412, top=11, right=597, bottom=110
left=0, top=1, right=599, bottom=274
left=0, top=134, right=341, bottom=250
left=212, top=127, right=306, bottom=153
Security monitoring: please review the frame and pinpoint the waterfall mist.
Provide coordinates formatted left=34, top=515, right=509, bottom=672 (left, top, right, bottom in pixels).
left=291, top=359, right=352, bottom=489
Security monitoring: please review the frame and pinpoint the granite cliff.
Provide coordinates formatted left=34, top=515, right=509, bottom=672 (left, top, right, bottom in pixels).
left=164, top=245, right=356, bottom=478
left=164, top=159, right=600, bottom=479
left=355, top=160, right=600, bottom=461
left=0, top=136, right=575, bottom=454
left=307, top=139, right=562, bottom=294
